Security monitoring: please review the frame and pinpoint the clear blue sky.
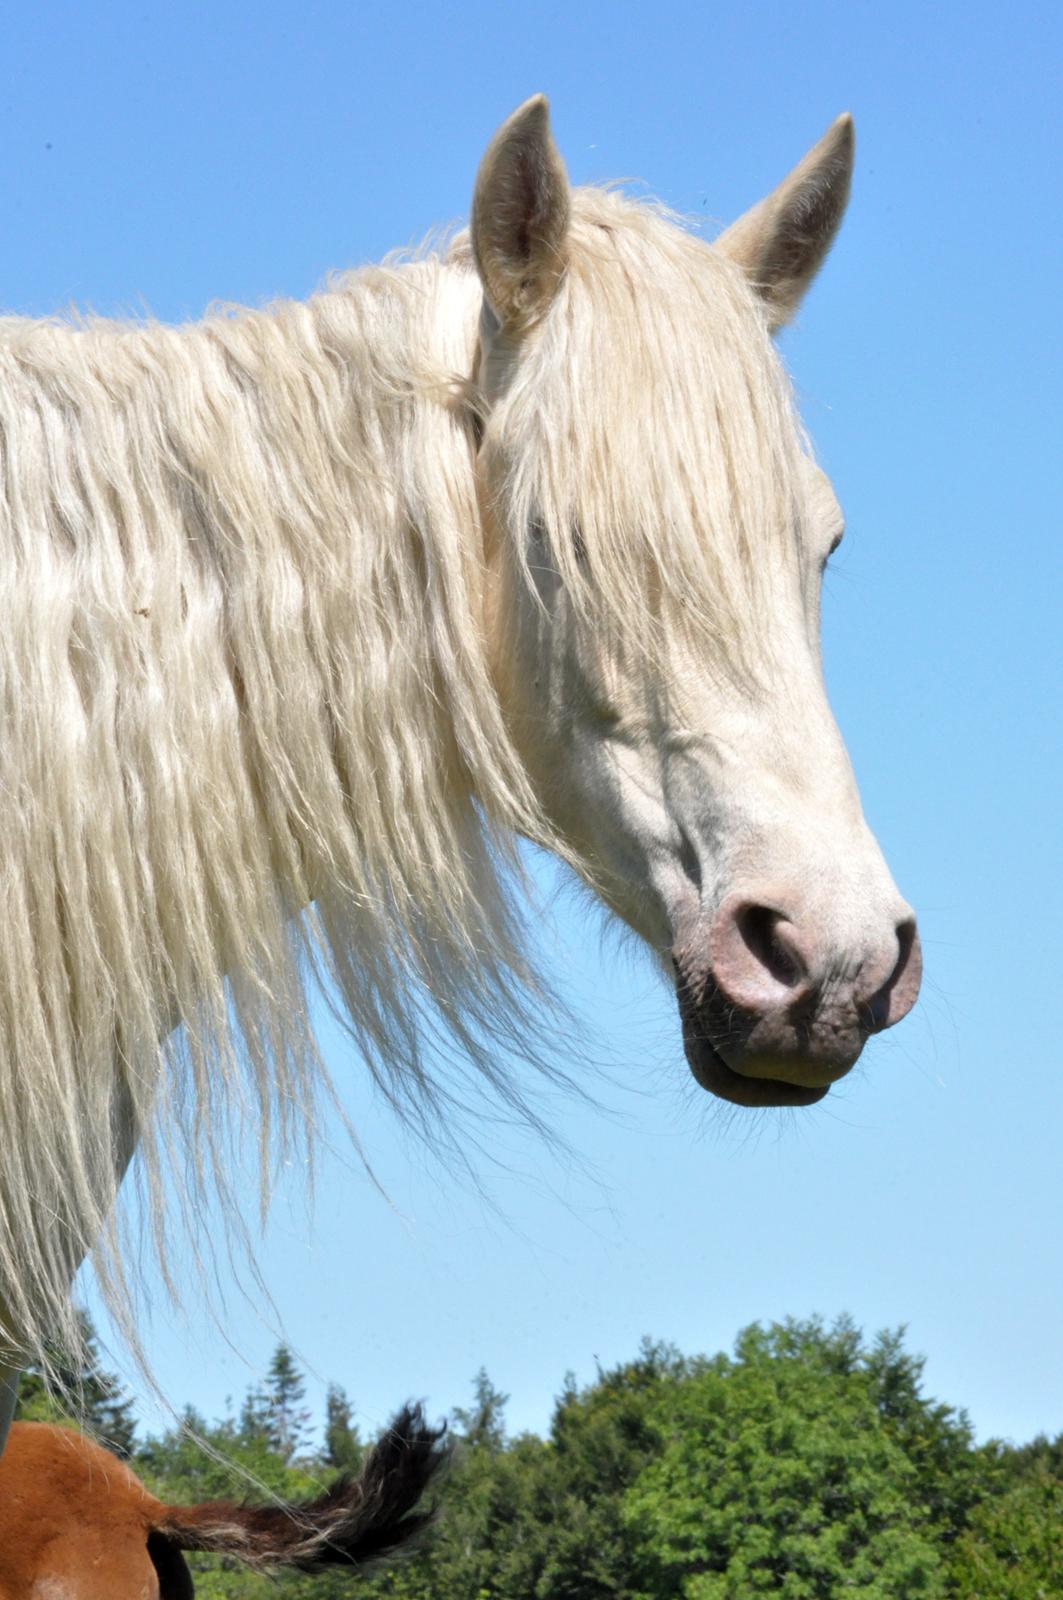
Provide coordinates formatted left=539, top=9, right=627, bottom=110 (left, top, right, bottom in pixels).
left=3, top=1, right=1059, bottom=1447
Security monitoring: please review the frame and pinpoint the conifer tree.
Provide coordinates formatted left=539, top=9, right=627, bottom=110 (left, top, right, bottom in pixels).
left=324, top=1382, right=362, bottom=1471
left=452, top=1366, right=508, bottom=1451
left=238, top=1381, right=272, bottom=1446
left=263, top=1343, right=312, bottom=1464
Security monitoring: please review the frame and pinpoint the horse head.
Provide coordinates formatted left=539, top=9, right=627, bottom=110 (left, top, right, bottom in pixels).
left=471, top=98, right=920, bottom=1107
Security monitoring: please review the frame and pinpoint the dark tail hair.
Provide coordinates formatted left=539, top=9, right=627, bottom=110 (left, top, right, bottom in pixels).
left=153, top=1403, right=447, bottom=1577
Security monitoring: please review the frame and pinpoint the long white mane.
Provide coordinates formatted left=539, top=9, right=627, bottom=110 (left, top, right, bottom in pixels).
left=0, top=187, right=812, bottom=1372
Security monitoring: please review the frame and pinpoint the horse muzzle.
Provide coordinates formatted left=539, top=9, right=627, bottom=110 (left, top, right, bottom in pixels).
left=674, top=889, right=922, bottom=1107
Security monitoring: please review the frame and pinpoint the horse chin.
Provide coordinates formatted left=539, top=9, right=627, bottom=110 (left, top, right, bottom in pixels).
left=679, top=1018, right=832, bottom=1108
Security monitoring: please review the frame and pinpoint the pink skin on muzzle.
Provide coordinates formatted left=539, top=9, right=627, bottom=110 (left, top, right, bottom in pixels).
left=675, top=889, right=922, bottom=1107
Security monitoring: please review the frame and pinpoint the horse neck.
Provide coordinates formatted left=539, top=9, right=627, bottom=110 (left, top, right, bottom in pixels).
left=151, top=260, right=499, bottom=898
left=0, top=259, right=548, bottom=1390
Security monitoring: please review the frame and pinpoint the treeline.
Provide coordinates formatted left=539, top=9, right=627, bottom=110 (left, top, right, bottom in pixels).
left=16, top=1315, right=1062, bottom=1597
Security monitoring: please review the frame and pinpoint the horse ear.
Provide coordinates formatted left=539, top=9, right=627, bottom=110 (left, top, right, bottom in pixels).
left=715, top=114, right=854, bottom=330
left=472, top=95, right=570, bottom=330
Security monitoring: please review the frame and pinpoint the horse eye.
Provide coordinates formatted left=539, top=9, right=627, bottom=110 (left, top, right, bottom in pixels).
left=528, top=518, right=586, bottom=567
left=822, top=527, right=845, bottom=567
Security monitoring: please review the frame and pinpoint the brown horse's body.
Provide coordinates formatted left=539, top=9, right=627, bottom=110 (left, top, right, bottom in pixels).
left=0, top=1423, right=180, bottom=1598
left=0, top=1409, right=445, bottom=1598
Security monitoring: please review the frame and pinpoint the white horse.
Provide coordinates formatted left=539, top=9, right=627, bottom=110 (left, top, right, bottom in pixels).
left=0, top=98, right=920, bottom=1449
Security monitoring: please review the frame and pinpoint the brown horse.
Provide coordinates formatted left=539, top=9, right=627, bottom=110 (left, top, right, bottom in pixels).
left=0, top=1407, right=446, bottom=1597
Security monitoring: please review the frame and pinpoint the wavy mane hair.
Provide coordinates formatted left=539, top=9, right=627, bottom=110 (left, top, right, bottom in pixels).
left=0, top=182, right=812, bottom=1374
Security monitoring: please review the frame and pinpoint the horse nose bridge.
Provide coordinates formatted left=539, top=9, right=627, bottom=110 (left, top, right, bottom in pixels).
left=732, top=802, right=905, bottom=926
left=703, top=812, right=917, bottom=1000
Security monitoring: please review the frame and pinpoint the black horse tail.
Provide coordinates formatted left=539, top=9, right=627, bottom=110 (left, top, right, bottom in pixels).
left=151, top=1403, right=447, bottom=1589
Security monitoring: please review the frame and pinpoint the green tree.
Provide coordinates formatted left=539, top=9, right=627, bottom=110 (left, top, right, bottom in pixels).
left=623, top=1318, right=956, bottom=1598
left=357, top=1326, right=996, bottom=1600
left=529, top=1339, right=685, bottom=1598
left=863, top=1326, right=980, bottom=1541
left=946, top=1434, right=1063, bottom=1598
left=324, top=1382, right=363, bottom=1471
left=237, top=1382, right=272, bottom=1446
left=231, top=1346, right=311, bottom=1463
left=367, top=1343, right=684, bottom=1600
left=453, top=1367, right=509, bottom=1451
left=268, top=1343, right=310, bottom=1462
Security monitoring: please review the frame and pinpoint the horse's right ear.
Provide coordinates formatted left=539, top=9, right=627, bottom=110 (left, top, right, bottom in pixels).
left=715, top=114, right=855, bottom=330
left=472, top=95, right=570, bottom=331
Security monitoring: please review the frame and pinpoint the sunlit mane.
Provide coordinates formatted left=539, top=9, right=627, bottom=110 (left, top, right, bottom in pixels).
left=478, top=187, right=815, bottom=680
left=0, top=183, right=816, bottom=1375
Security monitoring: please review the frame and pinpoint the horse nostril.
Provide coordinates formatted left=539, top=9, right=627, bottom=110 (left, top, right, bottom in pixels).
left=735, top=904, right=806, bottom=989
left=707, top=893, right=817, bottom=1014
left=865, top=917, right=922, bottom=1031
left=895, top=917, right=916, bottom=973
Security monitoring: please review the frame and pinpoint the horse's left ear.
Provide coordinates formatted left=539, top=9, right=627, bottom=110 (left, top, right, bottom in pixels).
left=472, top=95, right=570, bottom=331
left=716, top=114, right=854, bottom=330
